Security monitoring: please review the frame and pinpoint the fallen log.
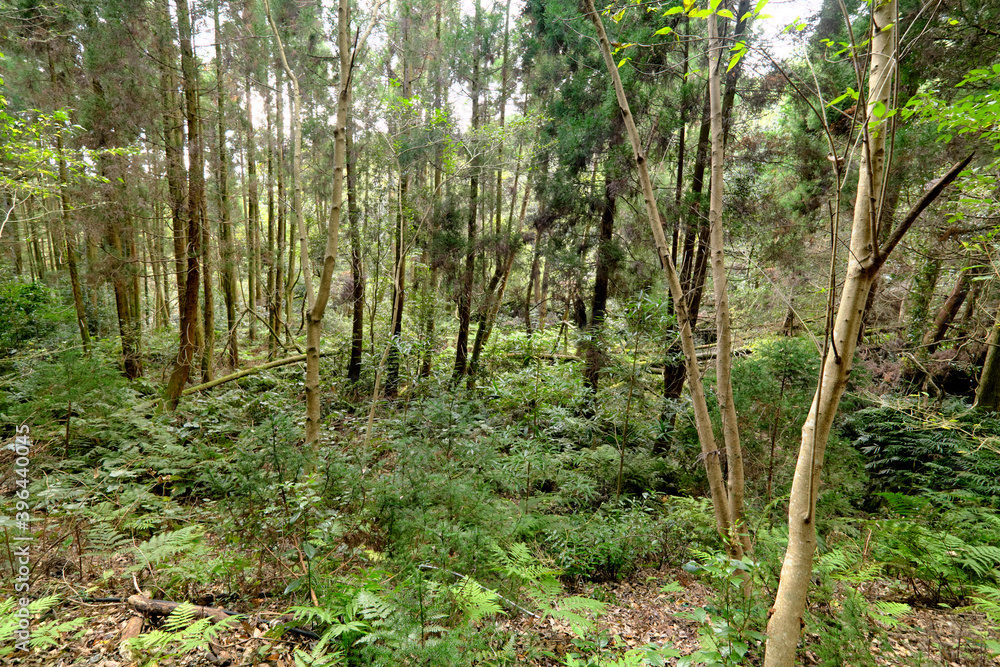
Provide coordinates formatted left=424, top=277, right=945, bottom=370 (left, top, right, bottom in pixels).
left=127, top=594, right=232, bottom=622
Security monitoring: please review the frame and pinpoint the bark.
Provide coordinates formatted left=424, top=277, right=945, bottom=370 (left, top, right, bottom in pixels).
left=975, top=320, right=1000, bottom=411
left=108, top=215, right=144, bottom=379
left=525, top=230, right=543, bottom=334
left=582, top=175, right=616, bottom=393
left=47, top=48, right=91, bottom=354
left=246, top=73, right=261, bottom=344
left=454, top=2, right=481, bottom=379
left=584, top=0, right=734, bottom=545
left=162, top=28, right=187, bottom=312
left=923, top=268, right=970, bottom=354
left=265, top=0, right=315, bottom=442
left=216, top=0, right=238, bottom=368
left=766, top=10, right=971, bottom=662
left=707, top=10, right=750, bottom=555
left=347, top=116, right=364, bottom=384
left=164, top=0, right=204, bottom=409
left=201, top=152, right=215, bottom=383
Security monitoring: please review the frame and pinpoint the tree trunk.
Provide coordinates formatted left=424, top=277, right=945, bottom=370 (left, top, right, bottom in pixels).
left=347, top=114, right=364, bottom=384
left=764, top=8, right=967, bottom=663
left=216, top=0, right=238, bottom=368
left=164, top=0, right=204, bottom=409
left=707, top=9, right=750, bottom=555
left=454, top=2, right=480, bottom=379
left=975, top=320, right=1000, bottom=411
left=246, top=73, right=261, bottom=344
left=47, top=48, right=91, bottom=354
left=923, top=268, right=971, bottom=354
left=582, top=175, right=616, bottom=393
left=584, top=0, right=734, bottom=547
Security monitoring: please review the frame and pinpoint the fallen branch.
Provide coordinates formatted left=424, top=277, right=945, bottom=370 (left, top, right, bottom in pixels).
left=181, top=352, right=332, bottom=396
left=126, top=594, right=320, bottom=640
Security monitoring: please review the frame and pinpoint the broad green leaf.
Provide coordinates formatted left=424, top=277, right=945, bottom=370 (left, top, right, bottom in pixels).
left=655, top=25, right=673, bottom=35
left=717, top=8, right=734, bottom=18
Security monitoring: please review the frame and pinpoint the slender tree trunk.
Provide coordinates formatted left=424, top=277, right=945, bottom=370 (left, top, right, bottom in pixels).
left=707, top=10, right=750, bottom=555
left=585, top=0, right=734, bottom=545
left=975, top=319, right=1000, bottom=411
left=164, top=0, right=204, bottom=409
left=582, top=174, right=616, bottom=393
left=419, top=0, right=444, bottom=379
left=161, top=19, right=187, bottom=313
left=201, top=146, right=215, bottom=384
left=763, top=8, right=962, bottom=664
left=216, top=0, right=238, bottom=368
left=923, top=268, right=971, bottom=354
left=453, top=4, right=480, bottom=379
left=246, top=74, right=261, bottom=344
left=47, top=49, right=91, bottom=354
left=347, top=113, right=364, bottom=383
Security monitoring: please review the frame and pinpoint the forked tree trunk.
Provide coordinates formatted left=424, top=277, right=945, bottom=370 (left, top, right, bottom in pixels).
left=266, top=0, right=373, bottom=445
left=584, top=0, right=734, bottom=546
left=766, top=4, right=971, bottom=661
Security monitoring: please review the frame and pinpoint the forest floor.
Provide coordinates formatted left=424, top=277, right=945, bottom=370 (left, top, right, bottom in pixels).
left=12, top=557, right=1000, bottom=667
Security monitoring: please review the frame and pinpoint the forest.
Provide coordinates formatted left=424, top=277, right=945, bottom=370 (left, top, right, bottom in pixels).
left=2, top=0, right=1000, bottom=663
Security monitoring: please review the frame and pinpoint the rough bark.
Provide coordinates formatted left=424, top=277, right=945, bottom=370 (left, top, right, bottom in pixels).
left=975, top=320, right=1000, bottom=411
left=215, top=0, right=238, bottom=369
left=47, top=48, right=91, bottom=354
left=347, top=114, right=364, bottom=384
left=164, top=0, right=203, bottom=408
left=454, top=1, right=481, bottom=379
left=582, top=175, right=616, bottom=393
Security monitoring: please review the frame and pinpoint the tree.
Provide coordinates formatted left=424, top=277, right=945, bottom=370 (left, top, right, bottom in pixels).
left=765, top=1, right=973, bottom=661
left=164, top=0, right=205, bottom=408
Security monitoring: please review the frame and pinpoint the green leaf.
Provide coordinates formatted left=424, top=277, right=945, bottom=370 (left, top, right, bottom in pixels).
left=663, top=6, right=683, bottom=15
left=717, top=8, right=734, bottom=18
left=727, top=51, right=743, bottom=72
left=655, top=25, right=673, bottom=35
left=872, top=100, right=887, bottom=118
left=617, top=57, right=630, bottom=68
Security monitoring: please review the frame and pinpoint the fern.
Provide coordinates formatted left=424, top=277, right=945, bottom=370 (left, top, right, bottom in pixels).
left=124, top=603, right=241, bottom=667
left=0, top=597, right=89, bottom=657
left=868, top=600, right=911, bottom=628
left=83, top=521, right=130, bottom=561
left=451, top=578, right=502, bottom=623
left=128, top=524, right=204, bottom=575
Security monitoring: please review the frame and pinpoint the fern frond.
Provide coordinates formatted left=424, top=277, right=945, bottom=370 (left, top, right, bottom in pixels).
left=451, top=578, right=502, bottom=623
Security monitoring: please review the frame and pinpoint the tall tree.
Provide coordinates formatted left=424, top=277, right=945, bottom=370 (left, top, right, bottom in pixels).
left=165, top=0, right=206, bottom=408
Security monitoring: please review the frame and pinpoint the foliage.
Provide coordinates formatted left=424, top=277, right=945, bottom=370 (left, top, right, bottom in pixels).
left=675, top=552, right=767, bottom=667
left=843, top=400, right=1000, bottom=500
left=0, top=280, right=56, bottom=357
left=123, top=603, right=242, bottom=667
left=0, top=596, right=88, bottom=657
